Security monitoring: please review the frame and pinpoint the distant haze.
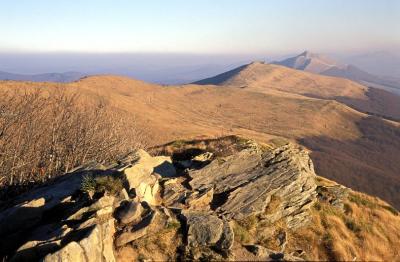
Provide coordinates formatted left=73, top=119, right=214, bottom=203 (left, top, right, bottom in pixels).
left=0, top=52, right=278, bottom=84
left=1, top=51, right=399, bottom=84
left=0, top=0, right=399, bottom=83
left=1, top=0, right=399, bottom=54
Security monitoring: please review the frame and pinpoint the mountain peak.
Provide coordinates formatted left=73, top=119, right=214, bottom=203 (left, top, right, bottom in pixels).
left=272, top=51, right=343, bottom=73
left=249, top=60, right=266, bottom=65
left=299, top=50, right=313, bottom=57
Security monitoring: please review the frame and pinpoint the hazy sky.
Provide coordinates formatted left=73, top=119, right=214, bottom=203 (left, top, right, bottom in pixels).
left=1, top=0, right=399, bottom=54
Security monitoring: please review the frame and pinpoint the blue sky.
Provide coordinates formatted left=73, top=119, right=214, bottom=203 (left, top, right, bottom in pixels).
left=0, top=0, right=399, bottom=54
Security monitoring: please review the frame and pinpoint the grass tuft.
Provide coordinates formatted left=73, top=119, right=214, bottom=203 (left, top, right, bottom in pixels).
left=348, top=193, right=377, bottom=209
left=81, top=174, right=123, bottom=195
left=381, top=205, right=398, bottom=216
left=233, top=222, right=252, bottom=244
left=81, top=174, right=96, bottom=193
left=237, top=215, right=258, bottom=231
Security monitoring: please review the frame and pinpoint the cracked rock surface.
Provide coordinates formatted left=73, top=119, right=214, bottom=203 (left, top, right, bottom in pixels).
left=189, top=142, right=317, bottom=227
left=0, top=136, right=317, bottom=261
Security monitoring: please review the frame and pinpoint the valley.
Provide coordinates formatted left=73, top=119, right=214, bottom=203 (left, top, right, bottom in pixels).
left=2, top=63, right=400, bottom=209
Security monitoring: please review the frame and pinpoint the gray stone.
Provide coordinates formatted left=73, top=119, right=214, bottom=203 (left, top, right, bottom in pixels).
left=43, top=241, right=86, bottom=262
left=115, top=210, right=157, bottom=247
left=79, top=225, right=102, bottom=262
left=2, top=138, right=318, bottom=262
left=189, top=143, right=317, bottom=228
left=182, top=211, right=234, bottom=250
left=317, top=185, right=349, bottom=210
left=115, top=201, right=143, bottom=225
left=100, top=219, right=116, bottom=262
left=185, top=187, right=214, bottom=210
left=216, top=220, right=234, bottom=250
left=162, top=178, right=188, bottom=208
left=123, top=149, right=176, bottom=205
left=0, top=170, right=84, bottom=237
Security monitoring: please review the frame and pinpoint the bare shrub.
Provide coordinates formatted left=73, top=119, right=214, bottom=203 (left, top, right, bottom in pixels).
left=0, top=88, right=148, bottom=199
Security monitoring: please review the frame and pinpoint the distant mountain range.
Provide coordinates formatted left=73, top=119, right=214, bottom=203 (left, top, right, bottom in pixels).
left=342, top=51, right=400, bottom=77
left=1, top=51, right=399, bottom=94
left=272, top=51, right=400, bottom=95
left=0, top=71, right=86, bottom=83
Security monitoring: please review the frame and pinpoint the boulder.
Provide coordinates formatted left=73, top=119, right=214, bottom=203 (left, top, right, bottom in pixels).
left=120, top=188, right=130, bottom=200
left=1, top=137, right=320, bottom=261
left=123, top=150, right=176, bottom=205
left=115, top=210, right=157, bottom=247
left=184, top=212, right=223, bottom=247
left=115, top=201, right=143, bottom=225
left=114, top=206, right=172, bottom=247
left=182, top=211, right=234, bottom=251
left=0, top=197, right=46, bottom=236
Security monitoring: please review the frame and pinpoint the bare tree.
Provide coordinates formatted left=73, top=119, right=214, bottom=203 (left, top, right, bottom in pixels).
left=0, top=88, right=149, bottom=199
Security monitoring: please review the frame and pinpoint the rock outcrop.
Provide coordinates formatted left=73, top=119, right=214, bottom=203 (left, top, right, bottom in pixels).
left=123, top=149, right=176, bottom=205
left=0, top=136, right=319, bottom=261
left=189, top=143, right=317, bottom=228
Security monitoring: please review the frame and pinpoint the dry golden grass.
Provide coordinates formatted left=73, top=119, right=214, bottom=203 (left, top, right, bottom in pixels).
left=227, top=176, right=400, bottom=261
left=197, top=62, right=400, bottom=121
left=1, top=68, right=400, bottom=208
left=208, top=62, right=368, bottom=101
left=116, top=221, right=182, bottom=262
left=284, top=178, right=400, bottom=261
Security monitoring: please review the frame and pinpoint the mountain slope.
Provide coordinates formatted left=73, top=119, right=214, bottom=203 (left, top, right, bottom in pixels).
left=194, top=61, right=400, bottom=121
left=271, top=51, right=344, bottom=74
left=1, top=74, right=400, bottom=210
left=0, top=71, right=86, bottom=83
left=273, top=51, right=400, bottom=93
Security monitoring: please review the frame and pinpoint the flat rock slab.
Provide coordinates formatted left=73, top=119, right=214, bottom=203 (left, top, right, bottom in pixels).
left=188, top=144, right=317, bottom=227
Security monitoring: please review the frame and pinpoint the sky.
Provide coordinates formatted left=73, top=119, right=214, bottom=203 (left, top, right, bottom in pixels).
left=0, top=0, right=399, bottom=54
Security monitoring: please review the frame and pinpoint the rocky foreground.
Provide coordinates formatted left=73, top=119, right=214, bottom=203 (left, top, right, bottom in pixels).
left=0, top=136, right=399, bottom=261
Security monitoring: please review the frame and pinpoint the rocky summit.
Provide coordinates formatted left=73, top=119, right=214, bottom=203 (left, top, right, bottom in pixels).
left=0, top=136, right=398, bottom=261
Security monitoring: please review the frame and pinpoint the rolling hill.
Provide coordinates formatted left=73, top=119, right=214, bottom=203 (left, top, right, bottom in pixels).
left=1, top=67, right=400, bottom=209
left=194, top=61, right=400, bottom=121
left=0, top=71, right=86, bottom=83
